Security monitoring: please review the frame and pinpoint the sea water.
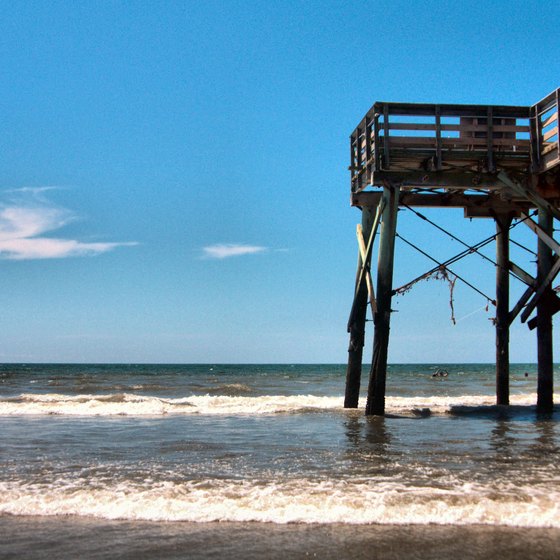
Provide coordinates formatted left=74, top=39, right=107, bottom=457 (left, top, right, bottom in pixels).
left=0, top=363, right=559, bottom=559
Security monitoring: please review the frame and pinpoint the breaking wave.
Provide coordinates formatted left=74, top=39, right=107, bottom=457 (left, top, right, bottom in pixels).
left=0, top=477, right=558, bottom=527
left=0, top=392, right=554, bottom=417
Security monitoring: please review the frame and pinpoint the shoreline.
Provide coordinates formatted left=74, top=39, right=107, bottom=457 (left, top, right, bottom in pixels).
left=2, top=516, right=560, bottom=560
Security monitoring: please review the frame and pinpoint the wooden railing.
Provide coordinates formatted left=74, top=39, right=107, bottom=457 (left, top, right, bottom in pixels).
left=350, top=102, right=532, bottom=192
left=532, top=89, right=560, bottom=174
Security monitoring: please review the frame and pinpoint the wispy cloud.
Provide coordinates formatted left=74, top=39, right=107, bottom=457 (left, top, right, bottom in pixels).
left=0, top=188, right=137, bottom=260
left=202, top=243, right=268, bottom=259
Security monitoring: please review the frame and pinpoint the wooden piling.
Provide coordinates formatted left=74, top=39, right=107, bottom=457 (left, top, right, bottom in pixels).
left=345, top=207, right=375, bottom=408
left=495, top=214, right=512, bottom=405
left=365, top=185, right=400, bottom=416
left=537, top=209, right=554, bottom=413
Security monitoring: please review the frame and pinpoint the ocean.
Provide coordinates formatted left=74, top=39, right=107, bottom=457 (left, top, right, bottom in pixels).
left=0, top=363, right=559, bottom=559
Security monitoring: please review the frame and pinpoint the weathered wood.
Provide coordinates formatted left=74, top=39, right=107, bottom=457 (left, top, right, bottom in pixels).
left=382, top=136, right=530, bottom=148
left=365, top=185, right=400, bottom=416
left=345, top=207, right=376, bottom=408
left=356, top=224, right=377, bottom=315
left=520, top=212, right=560, bottom=253
left=509, top=285, right=535, bottom=325
left=495, top=214, right=511, bottom=405
left=382, top=105, right=390, bottom=169
left=555, top=89, right=560, bottom=167
left=508, top=261, right=536, bottom=287
left=349, top=200, right=385, bottom=317
left=520, top=256, right=560, bottom=322
left=352, top=191, right=533, bottom=213
left=349, top=89, right=560, bottom=417
left=542, top=126, right=558, bottom=143
left=499, top=173, right=560, bottom=222
left=537, top=209, right=554, bottom=413
left=541, top=111, right=558, bottom=130
left=435, top=105, right=442, bottom=171
left=385, top=123, right=529, bottom=133
left=527, top=291, right=560, bottom=330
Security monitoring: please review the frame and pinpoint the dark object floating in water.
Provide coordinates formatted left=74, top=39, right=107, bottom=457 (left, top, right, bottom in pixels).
left=432, top=369, right=449, bottom=378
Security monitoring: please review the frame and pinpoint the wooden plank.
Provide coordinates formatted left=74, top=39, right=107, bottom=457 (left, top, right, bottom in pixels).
left=382, top=104, right=390, bottom=169
left=350, top=198, right=384, bottom=313
left=365, top=117, right=372, bottom=164
left=356, top=224, right=377, bottom=315
left=520, top=255, right=560, bottom=322
left=508, top=261, right=536, bottom=287
left=541, top=111, right=558, bottom=129
left=542, top=126, right=558, bottom=142
left=509, top=285, right=534, bottom=324
left=385, top=136, right=530, bottom=148
left=487, top=106, right=495, bottom=173
left=556, top=89, right=560, bottom=163
left=435, top=105, right=442, bottom=171
left=541, top=142, right=557, bottom=156
left=389, top=123, right=529, bottom=133
left=520, top=212, right=560, bottom=252
left=498, top=172, right=560, bottom=221
left=373, top=112, right=381, bottom=170
left=527, top=291, right=560, bottom=330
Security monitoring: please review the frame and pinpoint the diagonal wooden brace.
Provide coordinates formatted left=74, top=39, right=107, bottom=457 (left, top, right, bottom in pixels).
left=357, top=224, right=377, bottom=315
left=508, top=261, right=536, bottom=287
left=527, top=291, right=560, bottom=330
left=508, top=261, right=537, bottom=325
left=348, top=198, right=385, bottom=326
left=521, top=257, right=560, bottom=322
left=521, top=212, right=560, bottom=254
left=498, top=171, right=560, bottom=222
left=518, top=212, right=560, bottom=322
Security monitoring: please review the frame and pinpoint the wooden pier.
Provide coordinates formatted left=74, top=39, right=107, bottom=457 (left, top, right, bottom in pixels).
left=345, top=88, right=560, bottom=415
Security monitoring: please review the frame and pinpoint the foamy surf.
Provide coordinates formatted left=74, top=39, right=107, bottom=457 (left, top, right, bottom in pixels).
left=0, top=477, right=558, bottom=527
left=0, top=392, right=553, bottom=417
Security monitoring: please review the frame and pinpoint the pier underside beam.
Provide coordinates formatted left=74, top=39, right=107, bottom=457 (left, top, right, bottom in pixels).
left=366, top=185, right=400, bottom=416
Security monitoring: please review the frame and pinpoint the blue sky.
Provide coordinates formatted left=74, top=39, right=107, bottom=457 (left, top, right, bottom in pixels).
left=0, top=0, right=558, bottom=363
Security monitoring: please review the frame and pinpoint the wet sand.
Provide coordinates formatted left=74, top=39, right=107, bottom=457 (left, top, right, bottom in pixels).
left=1, top=516, right=559, bottom=560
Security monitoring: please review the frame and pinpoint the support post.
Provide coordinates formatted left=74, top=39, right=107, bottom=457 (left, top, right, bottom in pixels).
left=345, top=207, right=375, bottom=408
left=495, top=213, right=512, bottom=405
left=537, top=209, right=554, bottom=413
left=365, top=184, right=400, bottom=416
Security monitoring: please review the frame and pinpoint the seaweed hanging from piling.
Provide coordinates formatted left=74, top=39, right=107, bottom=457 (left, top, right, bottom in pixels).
left=395, top=265, right=457, bottom=324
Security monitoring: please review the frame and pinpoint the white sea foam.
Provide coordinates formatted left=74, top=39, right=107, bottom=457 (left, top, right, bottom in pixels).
left=0, top=477, right=558, bottom=527
left=0, top=392, right=553, bottom=417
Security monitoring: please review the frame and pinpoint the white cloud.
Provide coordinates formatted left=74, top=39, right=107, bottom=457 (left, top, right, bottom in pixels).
left=0, top=188, right=137, bottom=260
left=202, top=243, right=267, bottom=259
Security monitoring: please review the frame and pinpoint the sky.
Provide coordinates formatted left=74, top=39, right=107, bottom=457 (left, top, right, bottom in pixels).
left=0, top=0, right=559, bottom=363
